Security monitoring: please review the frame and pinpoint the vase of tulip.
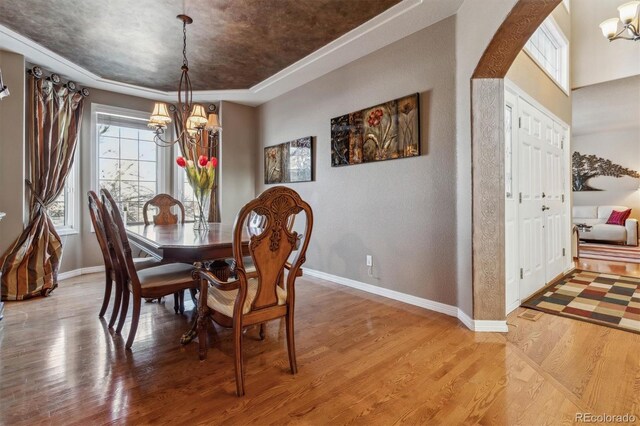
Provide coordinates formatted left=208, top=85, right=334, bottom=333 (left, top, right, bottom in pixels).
left=176, top=154, right=218, bottom=230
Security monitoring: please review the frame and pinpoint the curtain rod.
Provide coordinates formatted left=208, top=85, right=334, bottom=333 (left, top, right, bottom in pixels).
left=26, top=65, right=90, bottom=97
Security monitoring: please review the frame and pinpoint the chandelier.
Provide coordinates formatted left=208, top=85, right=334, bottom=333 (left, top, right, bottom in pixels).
left=147, top=14, right=221, bottom=147
left=600, top=1, right=640, bottom=41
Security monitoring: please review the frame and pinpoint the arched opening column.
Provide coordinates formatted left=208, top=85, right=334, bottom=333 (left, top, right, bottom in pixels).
left=471, top=0, right=561, bottom=321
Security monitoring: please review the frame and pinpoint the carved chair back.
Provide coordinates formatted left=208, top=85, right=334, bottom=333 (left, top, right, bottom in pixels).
left=143, top=194, right=186, bottom=225
left=247, top=210, right=295, bottom=236
left=232, top=186, right=313, bottom=312
left=87, top=191, right=114, bottom=271
left=101, top=189, right=143, bottom=297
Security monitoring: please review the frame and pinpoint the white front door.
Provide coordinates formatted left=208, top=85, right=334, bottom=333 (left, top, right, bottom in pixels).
left=543, top=121, right=566, bottom=282
left=504, top=85, right=570, bottom=313
left=518, top=100, right=547, bottom=300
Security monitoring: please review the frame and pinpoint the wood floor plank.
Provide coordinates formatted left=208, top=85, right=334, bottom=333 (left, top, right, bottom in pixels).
left=1, top=261, right=640, bottom=424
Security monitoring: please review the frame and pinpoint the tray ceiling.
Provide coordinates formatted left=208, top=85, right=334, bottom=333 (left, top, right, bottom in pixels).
left=0, top=0, right=401, bottom=91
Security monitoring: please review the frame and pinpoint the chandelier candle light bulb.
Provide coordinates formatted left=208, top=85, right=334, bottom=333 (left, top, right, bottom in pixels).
left=600, top=1, right=640, bottom=41
left=619, top=1, right=640, bottom=24
left=600, top=18, right=621, bottom=38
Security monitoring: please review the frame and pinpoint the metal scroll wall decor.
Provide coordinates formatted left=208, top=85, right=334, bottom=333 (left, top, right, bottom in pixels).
left=330, top=93, right=420, bottom=167
left=572, top=151, right=640, bottom=191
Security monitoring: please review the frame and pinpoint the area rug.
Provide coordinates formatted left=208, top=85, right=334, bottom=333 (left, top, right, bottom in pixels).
left=579, top=242, right=640, bottom=264
left=522, top=269, right=640, bottom=334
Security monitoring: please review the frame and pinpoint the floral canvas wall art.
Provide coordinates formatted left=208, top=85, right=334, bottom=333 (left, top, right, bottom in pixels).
left=264, top=137, right=313, bottom=184
left=331, top=93, right=419, bottom=167
left=265, top=145, right=283, bottom=184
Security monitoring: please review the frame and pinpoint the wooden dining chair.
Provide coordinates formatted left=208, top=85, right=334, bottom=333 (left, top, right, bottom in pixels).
left=142, top=193, right=189, bottom=312
left=143, top=193, right=186, bottom=225
left=101, top=188, right=199, bottom=349
left=193, top=186, right=313, bottom=396
left=227, top=211, right=296, bottom=278
left=87, top=191, right=158, bottom=328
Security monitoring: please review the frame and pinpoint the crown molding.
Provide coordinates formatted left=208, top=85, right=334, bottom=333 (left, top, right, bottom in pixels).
left=0, top=0, right=461, bottom=106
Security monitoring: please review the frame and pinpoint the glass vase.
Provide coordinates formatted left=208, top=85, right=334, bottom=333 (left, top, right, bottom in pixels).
left=192, top=186, right=211, bottom=231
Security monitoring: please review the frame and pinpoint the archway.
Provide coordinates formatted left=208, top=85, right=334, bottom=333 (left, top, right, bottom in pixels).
left=471, top=0, right=562, bottom=321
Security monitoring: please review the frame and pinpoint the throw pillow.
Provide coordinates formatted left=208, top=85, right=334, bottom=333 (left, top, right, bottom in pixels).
left=606, top=209, right=631, bottom=225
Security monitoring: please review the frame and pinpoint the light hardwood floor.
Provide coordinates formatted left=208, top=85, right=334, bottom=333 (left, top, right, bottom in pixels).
left=1, top=260, right=639, bottom=424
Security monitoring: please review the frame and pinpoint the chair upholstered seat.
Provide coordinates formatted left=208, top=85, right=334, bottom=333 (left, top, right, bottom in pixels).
left=133, top=257, right=160, bottom=271
left=134, top=263, right=195, bottom=289
left=207, top=278, right=286, bottom=318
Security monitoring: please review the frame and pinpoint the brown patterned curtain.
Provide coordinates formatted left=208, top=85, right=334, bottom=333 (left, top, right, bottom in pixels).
left=173, top=110, right=221, bottom=222
left=0, top=75, right=85, bottom=300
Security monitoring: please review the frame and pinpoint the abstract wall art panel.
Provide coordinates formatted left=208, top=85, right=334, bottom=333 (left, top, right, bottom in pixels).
left=264, top=137, right=313, bottom=184
left=331, top=93, right=419, bottom=167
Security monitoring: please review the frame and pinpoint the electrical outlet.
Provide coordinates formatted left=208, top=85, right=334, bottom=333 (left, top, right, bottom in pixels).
left=366, top=255, right=373, bottom=267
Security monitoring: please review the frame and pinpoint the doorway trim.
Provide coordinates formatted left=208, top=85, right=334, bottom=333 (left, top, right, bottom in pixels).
left=471, top=0, right=562, bottom=321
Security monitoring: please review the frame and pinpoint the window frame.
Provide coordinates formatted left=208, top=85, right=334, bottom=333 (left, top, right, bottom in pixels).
left=523, top=16, right=569, bottom=94
left=51, top=150, right=79, bottom=236
left=90, top=103, right=168, bottom=225
left=173, top=144, right=196, bottom=222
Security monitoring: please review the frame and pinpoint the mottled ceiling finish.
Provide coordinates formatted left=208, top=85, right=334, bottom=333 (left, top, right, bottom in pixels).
left=0, top=0, right=402, bottom=91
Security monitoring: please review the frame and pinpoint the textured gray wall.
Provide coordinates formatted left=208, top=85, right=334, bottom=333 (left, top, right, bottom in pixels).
left=256, top=17, right=457, bottom=305
left=219, top=101, right=258, bottom=225
left=0, top=50, right=25, bottom=258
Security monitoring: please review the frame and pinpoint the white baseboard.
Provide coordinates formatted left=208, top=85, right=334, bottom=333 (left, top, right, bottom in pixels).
left=302, top=268, right=459, bottom=317
left=58, top=265, right=105, bottom=281
left=303, top=268, right=509, bottom=333
left=56, top=265, right=510, bottom=333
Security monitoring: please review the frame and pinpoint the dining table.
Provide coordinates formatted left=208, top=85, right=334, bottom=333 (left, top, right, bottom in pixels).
left=126, top=221, right=251, bottom=344
left=125, top=222, right=250, bottom=264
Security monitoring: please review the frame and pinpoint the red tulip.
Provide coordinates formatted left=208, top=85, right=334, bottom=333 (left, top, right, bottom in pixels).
left=210, top=157, right=218, bottom=168
left=198, top=155, right=208, bottom=167
left=176, top=156, right=187, bottom=168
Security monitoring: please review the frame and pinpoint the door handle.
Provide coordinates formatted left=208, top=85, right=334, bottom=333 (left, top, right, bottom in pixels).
left=542, top=192, right=546, bottom=198
left=542, top=205, right=550, bottom=211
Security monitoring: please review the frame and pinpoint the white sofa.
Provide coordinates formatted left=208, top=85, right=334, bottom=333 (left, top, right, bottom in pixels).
left=573, top=205, right=638, bottom=246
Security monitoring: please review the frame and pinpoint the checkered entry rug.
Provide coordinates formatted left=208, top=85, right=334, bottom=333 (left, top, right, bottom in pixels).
left=522, top=270, right=640, bottom=334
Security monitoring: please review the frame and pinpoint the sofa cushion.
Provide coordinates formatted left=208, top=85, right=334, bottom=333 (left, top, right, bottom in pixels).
left=597, top=205, right=630, bottom=219
left=589, top=224, right=627, bottom=242
left=573, top=206, right=598, bottom=219
left=606, top=209, right=631, bottom=225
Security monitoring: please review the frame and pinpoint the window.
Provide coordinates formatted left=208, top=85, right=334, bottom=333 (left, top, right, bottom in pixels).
left=174, top=145, right=196, bottom=221
left=505, top=104, right=513, bottom=198
left=524, top=17, right=568, bottom=91
left=48, top=163, right=77, bottom=234
left=94, top=108, right=163, bottom=223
